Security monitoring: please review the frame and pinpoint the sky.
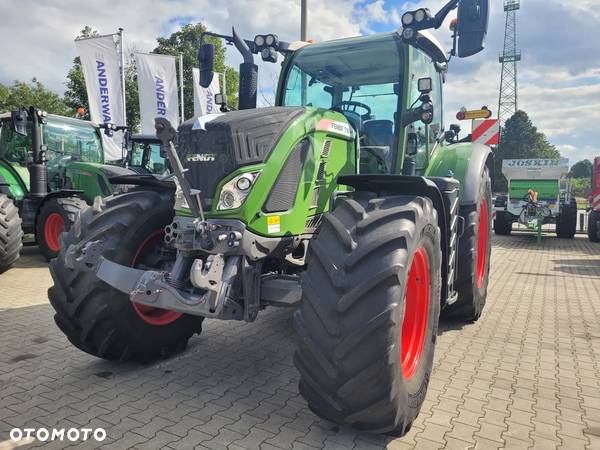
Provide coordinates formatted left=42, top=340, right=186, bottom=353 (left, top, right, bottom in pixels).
left=0, top=0, right=599, bottom=164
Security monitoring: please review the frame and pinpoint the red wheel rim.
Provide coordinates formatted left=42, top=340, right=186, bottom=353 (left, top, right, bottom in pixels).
left=44, top=213, right=65, bottom=253
left=476, top=199, right=489, bottom=289
left=131, top=230, right=182, bottom=326
left=401, top=247, right=430, bottom=380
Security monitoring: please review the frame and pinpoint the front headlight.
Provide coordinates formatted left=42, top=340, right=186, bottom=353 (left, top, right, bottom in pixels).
left=218, top=172, right=260, bottom=210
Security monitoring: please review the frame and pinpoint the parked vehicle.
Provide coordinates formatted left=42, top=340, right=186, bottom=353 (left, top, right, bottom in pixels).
left=49, top=0, right=491, bottom=435
left=0, top=108, right=133, bottom=270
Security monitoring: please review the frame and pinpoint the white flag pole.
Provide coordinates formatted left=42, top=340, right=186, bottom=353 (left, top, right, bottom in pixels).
left=118, top=28, right=127, bottom=127
left=179, top=54, right=185, bottom=123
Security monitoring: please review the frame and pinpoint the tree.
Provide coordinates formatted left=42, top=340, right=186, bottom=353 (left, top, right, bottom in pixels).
left=154, top=23, right=239, bottom=118
left=569, top=159, right=593, bottom=179
left=65, top=27, right=141, bottom=130
left=0, top=79, right=69, bottom=115
left=493, top=110, right=561, bottom=191
left=571, top=177, right=591, bottom=199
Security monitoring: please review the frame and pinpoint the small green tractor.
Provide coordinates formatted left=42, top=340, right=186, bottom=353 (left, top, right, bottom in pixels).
left=588, top=156, right=600, bottom=242
left=493, top=158, right=578, bottom=240
left=48, top=0, right=492, bottom=435
left=124, top=133, right=169, bottom=175
left=0, top=108, right=134, bottom=271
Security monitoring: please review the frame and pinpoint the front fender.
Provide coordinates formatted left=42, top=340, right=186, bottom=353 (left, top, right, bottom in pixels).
left=426, top=142, right=493, bottom=206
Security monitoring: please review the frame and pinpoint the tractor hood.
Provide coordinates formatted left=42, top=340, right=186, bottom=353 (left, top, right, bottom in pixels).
left=177, top=107, right=305, bottom=208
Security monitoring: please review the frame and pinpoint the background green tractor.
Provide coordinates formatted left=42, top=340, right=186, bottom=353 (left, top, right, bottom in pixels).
left=493, top=158, right=578, bottom=239
left=124, top=133, right=169, bottom=175
left=48, top=0, right=492, bottom=435
left=0, top=108, right=134, bottom=270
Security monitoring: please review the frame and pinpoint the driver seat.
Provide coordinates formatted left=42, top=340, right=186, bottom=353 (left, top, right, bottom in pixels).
left=363, top=120, right=394, bottom=149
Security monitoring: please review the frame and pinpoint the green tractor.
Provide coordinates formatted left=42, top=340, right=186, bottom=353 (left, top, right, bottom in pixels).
left=48, top=0, right=492, bottom=435
left=0, top=108, right=133, bottom=270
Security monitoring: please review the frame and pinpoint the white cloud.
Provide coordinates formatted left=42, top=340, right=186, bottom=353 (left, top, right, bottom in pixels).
left=0, top=0, right=361, bottom=94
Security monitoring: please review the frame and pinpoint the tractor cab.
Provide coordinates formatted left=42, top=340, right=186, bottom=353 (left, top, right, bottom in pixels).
left=0, top=112, right=104, bottom=197
left=278, top=31, right=445, bottom=175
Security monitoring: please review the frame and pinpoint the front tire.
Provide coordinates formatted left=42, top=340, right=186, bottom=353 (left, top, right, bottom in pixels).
left=0, top=194, right=23, bottom=273
left=589, top=210, right=600, bottom=242
left=444, top=167, right=492, bottom=321
left=294, top=194, right=441, bottom=435
left=556, top=199, right=577, bottom=239
left=494, top=211, right=513, bottom=235
left=36, top=197, right=87, bottom=260
left=48, top=190, right=204, bottom=362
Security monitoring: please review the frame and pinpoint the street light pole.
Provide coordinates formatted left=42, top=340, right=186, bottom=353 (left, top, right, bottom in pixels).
left=301, top=0, right=307, bottom=41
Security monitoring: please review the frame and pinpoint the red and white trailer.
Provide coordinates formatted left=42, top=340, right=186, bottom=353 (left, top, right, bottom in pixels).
left=589, top=157, right=600, bottom=242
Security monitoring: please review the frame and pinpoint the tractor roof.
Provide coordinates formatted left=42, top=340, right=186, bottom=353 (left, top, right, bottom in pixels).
left=416, top=30, right=447, bottom=64
left=0, top=111, right=99, bottom=129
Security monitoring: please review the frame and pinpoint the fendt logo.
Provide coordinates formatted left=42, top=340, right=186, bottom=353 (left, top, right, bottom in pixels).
left=187, top=153, right=217, bottom=162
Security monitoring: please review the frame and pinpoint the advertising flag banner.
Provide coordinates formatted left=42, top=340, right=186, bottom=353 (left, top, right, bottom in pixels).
left=192, top=68, right=221, bottom=117
left=135, top=53, right=180, bottom=134
left=75, top=35, right=125, bottom=160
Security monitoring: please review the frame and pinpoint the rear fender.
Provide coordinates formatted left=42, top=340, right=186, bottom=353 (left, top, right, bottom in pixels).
left=426, top=142, right=493, bottom=206
left=0, top=157, right=28, bottom=200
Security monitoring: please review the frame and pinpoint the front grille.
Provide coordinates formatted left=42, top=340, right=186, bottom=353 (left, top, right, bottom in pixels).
left=321, top=140, right=331, bottom=157
left=176, top=107, right=305, bottom=209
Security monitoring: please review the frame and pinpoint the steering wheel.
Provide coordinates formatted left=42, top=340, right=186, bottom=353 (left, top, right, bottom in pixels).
left=333, top=101, right=372, bottom=119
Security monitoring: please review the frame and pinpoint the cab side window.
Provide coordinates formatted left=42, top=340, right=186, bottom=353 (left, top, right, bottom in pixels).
left=409, top=48, right=443, bottom=171
left=0, top=122, right=31, bottom=165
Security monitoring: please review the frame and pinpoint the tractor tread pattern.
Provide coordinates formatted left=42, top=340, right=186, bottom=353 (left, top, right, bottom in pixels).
left=294, top=193, right=440, bottom=434
left=48, top=190, right=203, bottom=362
left=0, top=194, right=23, bottom=273
left=443, top=168, right=492, bottom=321
left=556, top=199, right=578, bottom=239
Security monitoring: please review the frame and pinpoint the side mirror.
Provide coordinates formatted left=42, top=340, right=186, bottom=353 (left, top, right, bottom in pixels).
left=198, top=43, right=215, bottom=88
left=456, top=0, right=489, bottom=57
left=11, top=109, right=28, bottom=136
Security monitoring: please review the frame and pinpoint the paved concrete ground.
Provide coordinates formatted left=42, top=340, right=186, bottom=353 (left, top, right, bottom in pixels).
left=0, top=234, right=599, bottom=449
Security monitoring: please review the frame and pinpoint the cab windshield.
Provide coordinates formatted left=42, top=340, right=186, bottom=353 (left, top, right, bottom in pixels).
left=129, top=140, right=168, bottom=175
left=281, top=33, right=404, bottom=172
left=43, top=118, right=104, bottom=164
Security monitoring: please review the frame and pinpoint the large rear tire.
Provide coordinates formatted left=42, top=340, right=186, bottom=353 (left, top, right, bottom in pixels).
left=589, top=210, right=600, bottom=242
left=556, top=199, right=577, bottom=239
left=444, top=168, right=492, bottom=321
left=294, top=193, right=441, bottom=435
left=0, top=194, right=23, bottom=273
left=48, top=190, right=203, bottom=362
left=36, top=197, right=87, bottom=260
